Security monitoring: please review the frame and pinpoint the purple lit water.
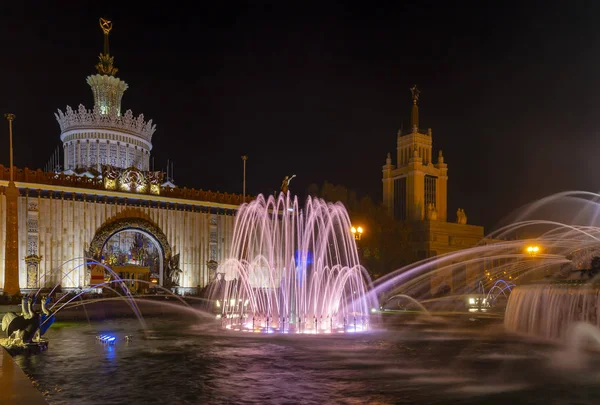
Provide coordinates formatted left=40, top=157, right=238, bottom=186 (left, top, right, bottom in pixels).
left=215, top=193, right=375, bottom=333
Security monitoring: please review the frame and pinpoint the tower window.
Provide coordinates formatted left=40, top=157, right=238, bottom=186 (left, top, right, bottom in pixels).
left=425, top=175, right=437, bottom=208
left=394, top=177, right=407, bottom=220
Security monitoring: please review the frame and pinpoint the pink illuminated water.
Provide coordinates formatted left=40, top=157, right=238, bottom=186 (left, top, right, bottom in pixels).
left=215, top=193, right=375, bottom=333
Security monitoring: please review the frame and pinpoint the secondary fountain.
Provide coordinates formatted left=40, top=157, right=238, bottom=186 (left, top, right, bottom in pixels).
left=214, top=193, right=376, bottom=333
left=501, top=191, right=600, bottom=342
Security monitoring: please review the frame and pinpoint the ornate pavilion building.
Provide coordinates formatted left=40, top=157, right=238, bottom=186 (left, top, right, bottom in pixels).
left=0, top=20, right=246, bottom=296
left=382, top=86, right=484, bottom=294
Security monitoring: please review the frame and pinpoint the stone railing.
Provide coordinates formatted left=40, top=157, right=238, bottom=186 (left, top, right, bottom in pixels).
left=55, top=104, right=156, bottom=142
left=0, top=165, right=252, bottom=206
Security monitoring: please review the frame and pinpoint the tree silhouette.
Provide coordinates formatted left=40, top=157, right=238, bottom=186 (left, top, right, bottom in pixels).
left=307, top=181, right=415, bottom=279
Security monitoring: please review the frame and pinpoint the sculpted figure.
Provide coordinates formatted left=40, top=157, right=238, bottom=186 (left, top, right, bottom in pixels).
left=165, top=253, right=182, bottom=287
left=1, top=296, right=55, bottom=345
left=280, top=174, right=296, bottom=194
left=456, top=208, right=467, bottom=225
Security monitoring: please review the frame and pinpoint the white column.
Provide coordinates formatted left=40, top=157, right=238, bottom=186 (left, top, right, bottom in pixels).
left=77, top=141, right=81, bottom=169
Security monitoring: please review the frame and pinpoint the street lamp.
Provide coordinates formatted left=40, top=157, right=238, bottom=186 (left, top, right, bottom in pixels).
left=525, top=244, right=542, bottom=277
left=526, top=245, right=540, bottom=256
left=351, top=226, right=364, bottom=241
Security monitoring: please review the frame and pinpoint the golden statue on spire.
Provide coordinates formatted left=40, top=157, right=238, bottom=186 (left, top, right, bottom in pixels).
left=410, top=84, right=420, bottom=104
left=99, top=18, right=113, bottom=35
left=95, top=18, right=118, bottom=76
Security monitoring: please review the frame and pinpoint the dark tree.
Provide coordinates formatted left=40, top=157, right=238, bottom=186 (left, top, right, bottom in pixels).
left=307, top=181, right=415, bottom=280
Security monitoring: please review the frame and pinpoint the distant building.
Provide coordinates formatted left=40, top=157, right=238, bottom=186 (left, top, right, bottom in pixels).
left=381, top=86, right=484, bottom=294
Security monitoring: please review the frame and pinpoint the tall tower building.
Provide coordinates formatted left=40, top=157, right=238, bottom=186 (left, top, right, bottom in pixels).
left=381, top=86, right=484, bottom=294
left=382, top=85, right=448, bottom=222
left=55, top=18, right=155, bottom=174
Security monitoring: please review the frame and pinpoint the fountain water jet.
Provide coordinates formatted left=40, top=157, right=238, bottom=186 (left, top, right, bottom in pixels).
left=215, top=193, right=376, bottom=333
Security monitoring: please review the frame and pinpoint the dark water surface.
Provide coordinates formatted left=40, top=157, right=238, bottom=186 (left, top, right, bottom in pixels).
left=15, top=315, right=600, bottom=404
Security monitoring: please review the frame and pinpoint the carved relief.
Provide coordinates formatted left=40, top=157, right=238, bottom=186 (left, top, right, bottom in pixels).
left=27, top=218, right=38, bottom=233
left=207, top=260, right=219, bottom=281
left=27, top=235, right=38, bottom=256
left=25, top=255, right=42, bottom=289
left=102, top=165, right=162, bottom=195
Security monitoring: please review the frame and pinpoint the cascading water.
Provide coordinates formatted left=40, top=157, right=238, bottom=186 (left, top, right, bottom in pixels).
left=216, top=193, right=375, bottom=333
left=504, top=283, right=600, bottom=341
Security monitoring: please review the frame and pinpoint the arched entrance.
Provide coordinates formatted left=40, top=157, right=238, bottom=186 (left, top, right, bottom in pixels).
left=87, top=217, right=172, bottom=289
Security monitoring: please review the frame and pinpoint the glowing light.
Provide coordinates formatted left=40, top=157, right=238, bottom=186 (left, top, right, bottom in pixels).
left=350, top=225, right=364, bottom=240
left=104, top=178, right=116, bottom=190
left=97, top=334, right=116, bottom=344
left=218, top=194, right=372, bottom=335
left=469, top=298, right=475, bottom=305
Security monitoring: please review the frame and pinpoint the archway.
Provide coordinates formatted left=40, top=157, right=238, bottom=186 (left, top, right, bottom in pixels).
left=87, top=217, right=172, bottom=288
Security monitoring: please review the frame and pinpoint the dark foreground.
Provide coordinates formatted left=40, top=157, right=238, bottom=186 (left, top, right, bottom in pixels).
left=13, top=307, right=600, bottom=405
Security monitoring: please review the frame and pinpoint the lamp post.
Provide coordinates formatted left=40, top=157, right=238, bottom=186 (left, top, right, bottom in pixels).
left=524, top=244, right=541, bottom=279
left=351, top=226, right=364, bottom=241
left=241, top=155, right=247, bottom=203
left=4, top=113, right=15, bottom=184
left=4, top=113, right=19, bottom=295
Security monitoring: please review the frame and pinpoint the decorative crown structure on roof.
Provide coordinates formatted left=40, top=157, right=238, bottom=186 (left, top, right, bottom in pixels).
left=55, top=104, right=156, bottom=142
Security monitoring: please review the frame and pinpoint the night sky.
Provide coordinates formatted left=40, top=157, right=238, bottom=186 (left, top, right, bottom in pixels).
left=2, top=1, right=600, bottom=232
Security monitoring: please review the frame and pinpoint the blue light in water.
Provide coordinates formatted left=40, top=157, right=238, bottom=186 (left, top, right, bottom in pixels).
left=97, top=334, right=117, bottom=344
left=294, top=250, right=312, bottom=286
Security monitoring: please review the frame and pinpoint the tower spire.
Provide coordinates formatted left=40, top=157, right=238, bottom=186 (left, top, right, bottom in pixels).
left=410, top=84, right=420, bottom=130
left=96, top=18, right=118, bottom=76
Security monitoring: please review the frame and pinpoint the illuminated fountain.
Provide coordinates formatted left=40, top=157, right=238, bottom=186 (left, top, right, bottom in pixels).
left=499, top=191, right=600, bottom=341
left=367, top=191, right=600, bottom=341
left=215, top=193, right=375, bottom=333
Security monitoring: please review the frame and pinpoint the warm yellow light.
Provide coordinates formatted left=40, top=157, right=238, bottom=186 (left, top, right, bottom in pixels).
left=351, top=227, right=357, bottom=234
left=104, top=178, right=116, bottom=190
left=357, top=226, right=363, bottom=234
left=526, top=245, right=540, bottom=254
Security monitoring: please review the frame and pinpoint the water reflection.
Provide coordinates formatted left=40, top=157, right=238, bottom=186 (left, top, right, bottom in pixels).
left=15, top=317, right=600, bottom=405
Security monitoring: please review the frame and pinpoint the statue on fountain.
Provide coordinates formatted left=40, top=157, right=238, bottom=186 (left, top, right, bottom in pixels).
left=281, top=174, right=296, bottom=194
left=164, top=253, right=182, bottom=288
left=1, top=295, right=55, bottom=352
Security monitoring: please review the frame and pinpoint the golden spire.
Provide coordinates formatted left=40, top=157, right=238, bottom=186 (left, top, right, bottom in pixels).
left=95, top=18, right=118, bottom=76
left=410, top=84, right=419, bottom=130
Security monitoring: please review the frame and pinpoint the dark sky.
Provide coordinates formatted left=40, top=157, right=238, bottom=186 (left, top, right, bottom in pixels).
left=2, top=1, right=600, bottom=232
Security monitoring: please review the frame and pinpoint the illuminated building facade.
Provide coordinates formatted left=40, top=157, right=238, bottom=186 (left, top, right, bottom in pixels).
left=0, top=20, right=246, bottom=295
